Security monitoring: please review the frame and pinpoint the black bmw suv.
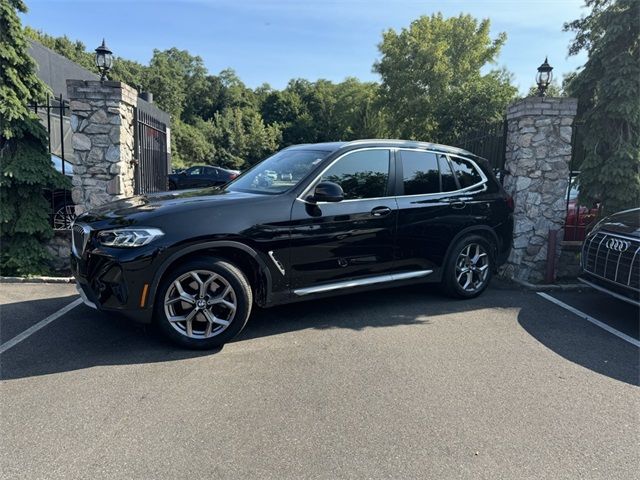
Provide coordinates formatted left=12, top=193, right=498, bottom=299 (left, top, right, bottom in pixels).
left=71, top=140, right=514, bottom=348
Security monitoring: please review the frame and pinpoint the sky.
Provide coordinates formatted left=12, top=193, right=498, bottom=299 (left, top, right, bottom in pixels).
left=22, top=0, right=589, bottom=93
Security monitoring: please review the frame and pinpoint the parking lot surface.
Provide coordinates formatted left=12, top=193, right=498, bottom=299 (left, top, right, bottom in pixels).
left=0, top=282, right=638, bottom=479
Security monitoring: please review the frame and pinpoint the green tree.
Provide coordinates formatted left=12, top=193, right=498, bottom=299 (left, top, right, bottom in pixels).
left=261, top=78, right=387, bottom=146
left=144, top=48, right=191, bottom=118
left=525, top=81, right=564, bottom=98
left=374, top=13, right=517, bottom=143
left=0, top=0, right=68, bottom=275
left=564, top=0, right=640, bottom=213
left=332, top=78, right=388, bottom=139
left=209, top=108, right=281, bottom=168
left=171, top=119, right=215, bottom=167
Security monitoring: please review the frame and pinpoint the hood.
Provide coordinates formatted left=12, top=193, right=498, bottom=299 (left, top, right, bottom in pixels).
left=596, top=208, right=640, bottom=237
left=77, top=187, right=267, bottom=227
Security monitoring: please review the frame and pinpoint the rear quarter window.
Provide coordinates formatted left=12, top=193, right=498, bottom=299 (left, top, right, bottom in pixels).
left=450, top=157, right=483, bottom=188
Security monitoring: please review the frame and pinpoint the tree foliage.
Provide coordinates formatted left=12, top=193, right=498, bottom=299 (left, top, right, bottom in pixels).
left=25, top=11, right=518, bottom=173
left=525, top=81, right=564, bottom=98
left=23, top=11, right=524, bottom=179
left=374, top=13, right=517, bottom=143
left=208, top=107, right=281, bottom=168
left=564, top=0, right=640, bottom=213
left=0, top=0, right=67, bottom=275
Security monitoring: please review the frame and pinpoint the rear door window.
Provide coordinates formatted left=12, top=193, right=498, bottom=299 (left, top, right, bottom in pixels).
left=450, top=156, right=483, bottom=189
left=400, top=150, right=440, bottom=195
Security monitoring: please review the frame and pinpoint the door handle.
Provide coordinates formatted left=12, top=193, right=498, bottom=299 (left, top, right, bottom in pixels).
left=371, top=206, right=392, bottom=217
left=449, top=200, right=466, bottom=210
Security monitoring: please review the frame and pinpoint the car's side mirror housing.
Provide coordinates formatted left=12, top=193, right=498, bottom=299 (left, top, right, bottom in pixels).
left=311, top=181, right=344, bottom=203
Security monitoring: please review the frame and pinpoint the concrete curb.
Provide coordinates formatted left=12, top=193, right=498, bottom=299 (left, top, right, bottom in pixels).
left=0, top=276, right=75, bottom=284
left=509, top=277, right=585, bottom=292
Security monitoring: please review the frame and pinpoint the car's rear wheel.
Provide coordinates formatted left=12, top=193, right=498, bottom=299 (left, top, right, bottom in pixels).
left=156, top=257, right=252, bottom=349
left=442, top=235, right=493, bottom=299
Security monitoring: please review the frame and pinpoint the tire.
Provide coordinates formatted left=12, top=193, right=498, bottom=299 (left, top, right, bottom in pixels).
left=168, top=181, right=177, bottom=191
left=441, top=235, right=494, bottom=299
left=155, top=257, right=253, bottom=349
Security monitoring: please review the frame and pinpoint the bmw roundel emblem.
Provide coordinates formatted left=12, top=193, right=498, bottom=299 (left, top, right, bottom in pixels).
left=605, top=237, right=630, bottom=252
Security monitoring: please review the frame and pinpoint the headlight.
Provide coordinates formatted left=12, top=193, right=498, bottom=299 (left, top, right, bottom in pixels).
left=97, top=228, right=164, bottom=248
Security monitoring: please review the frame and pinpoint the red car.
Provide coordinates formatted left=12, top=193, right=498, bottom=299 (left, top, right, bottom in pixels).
left=564, top=179, right=598, bottom=241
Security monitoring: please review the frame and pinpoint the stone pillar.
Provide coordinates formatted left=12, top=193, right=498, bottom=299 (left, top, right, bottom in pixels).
left=501, top=96, right=578, bottom=283
left=66, top=80, right=137, bottom=214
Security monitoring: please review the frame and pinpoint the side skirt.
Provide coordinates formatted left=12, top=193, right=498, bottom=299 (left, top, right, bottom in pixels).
left=293, top=270, right=433, bottom=297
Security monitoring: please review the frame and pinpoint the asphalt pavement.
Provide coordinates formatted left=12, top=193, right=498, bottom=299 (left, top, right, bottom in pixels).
left=0, top=281, right=638, bottom=479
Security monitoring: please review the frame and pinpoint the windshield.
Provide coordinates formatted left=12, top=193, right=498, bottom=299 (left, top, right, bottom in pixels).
left=227, top=149, right=329, bottom=194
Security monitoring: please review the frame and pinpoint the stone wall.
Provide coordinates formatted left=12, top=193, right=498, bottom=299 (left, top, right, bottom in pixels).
left=46, top=231, right=71, bottom=274
left=500, top=96, right=578, bottom=283
left=66, top=80, right=137, bottom=214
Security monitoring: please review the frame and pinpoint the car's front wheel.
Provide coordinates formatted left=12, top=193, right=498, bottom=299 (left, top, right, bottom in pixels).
left=442, top=235, right=493, bottom=299
left=155, top=257, right=252, bottom=349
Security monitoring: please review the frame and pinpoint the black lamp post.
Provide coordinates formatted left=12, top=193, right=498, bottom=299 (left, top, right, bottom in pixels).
left=94, top=39, right=113, bottom=81
left=536, top=57, right=553, bottom=97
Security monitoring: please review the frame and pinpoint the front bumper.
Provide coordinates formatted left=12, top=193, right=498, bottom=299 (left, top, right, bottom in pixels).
left=71, top=251, right=156, bottom=324
left=578, top=273, right=640, bottom=307
left=76, top=283, right=97, bottom=309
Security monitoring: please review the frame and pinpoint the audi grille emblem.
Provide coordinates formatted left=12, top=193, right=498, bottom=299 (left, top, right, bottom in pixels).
left=605, top=238, right=630, bottom=252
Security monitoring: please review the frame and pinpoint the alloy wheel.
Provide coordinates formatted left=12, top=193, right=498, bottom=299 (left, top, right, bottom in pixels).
left=53, top=204, right=76, bottom=230
left=163, top=270, right=237, bottom=339
left=455, top=243, right=490, bottom=293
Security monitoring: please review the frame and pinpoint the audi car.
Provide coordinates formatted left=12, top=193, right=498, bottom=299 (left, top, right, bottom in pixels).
left=579, top=207, right=640, bottom=306
left=71, top=140, right=514, bottom=349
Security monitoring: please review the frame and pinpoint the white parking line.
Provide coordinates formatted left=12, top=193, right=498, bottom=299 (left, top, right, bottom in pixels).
left=0, top=298, right=83, bottom=354
left=537, top=292, right=640, bottom=348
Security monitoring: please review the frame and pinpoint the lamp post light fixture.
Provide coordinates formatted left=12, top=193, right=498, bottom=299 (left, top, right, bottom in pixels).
left=536, top=57, right=553, bottom=97
left=94, top=39, right=113, bottom=81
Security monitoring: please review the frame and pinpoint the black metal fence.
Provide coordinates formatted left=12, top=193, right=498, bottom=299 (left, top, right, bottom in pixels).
left=134, top=108, right=169, bottom=194
left=453, top=120, right=507, bottom=181
left=31, top=94, right=76, bottom=230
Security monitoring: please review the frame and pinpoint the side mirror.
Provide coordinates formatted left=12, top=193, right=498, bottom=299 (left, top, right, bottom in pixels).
left=312, top=181, right=344, bottom=203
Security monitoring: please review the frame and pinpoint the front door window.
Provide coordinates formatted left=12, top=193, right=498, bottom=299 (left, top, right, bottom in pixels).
left=320, top=149, right=390, bottom=200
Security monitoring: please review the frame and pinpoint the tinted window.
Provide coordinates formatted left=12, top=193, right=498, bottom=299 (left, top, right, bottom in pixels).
left=401, top=150, right=440, bottom=195
left=187, top=167, right=202, bottom=176
left=438, top=155, right=458, bottom=192
left=203, top=167, right=217, bottom=176
left=451, top=157, right=483, bottom=188
left=321, top=149, right=390, bottom=200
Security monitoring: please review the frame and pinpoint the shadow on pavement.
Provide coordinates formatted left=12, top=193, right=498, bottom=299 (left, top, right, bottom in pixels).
left=1, top=283, right=638, bottom=385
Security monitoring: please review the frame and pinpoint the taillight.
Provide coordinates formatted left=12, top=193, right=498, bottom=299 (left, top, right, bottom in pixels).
left=506, top=195, right=515, bottom=212
left=229, top=173, right=238, bottom=180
